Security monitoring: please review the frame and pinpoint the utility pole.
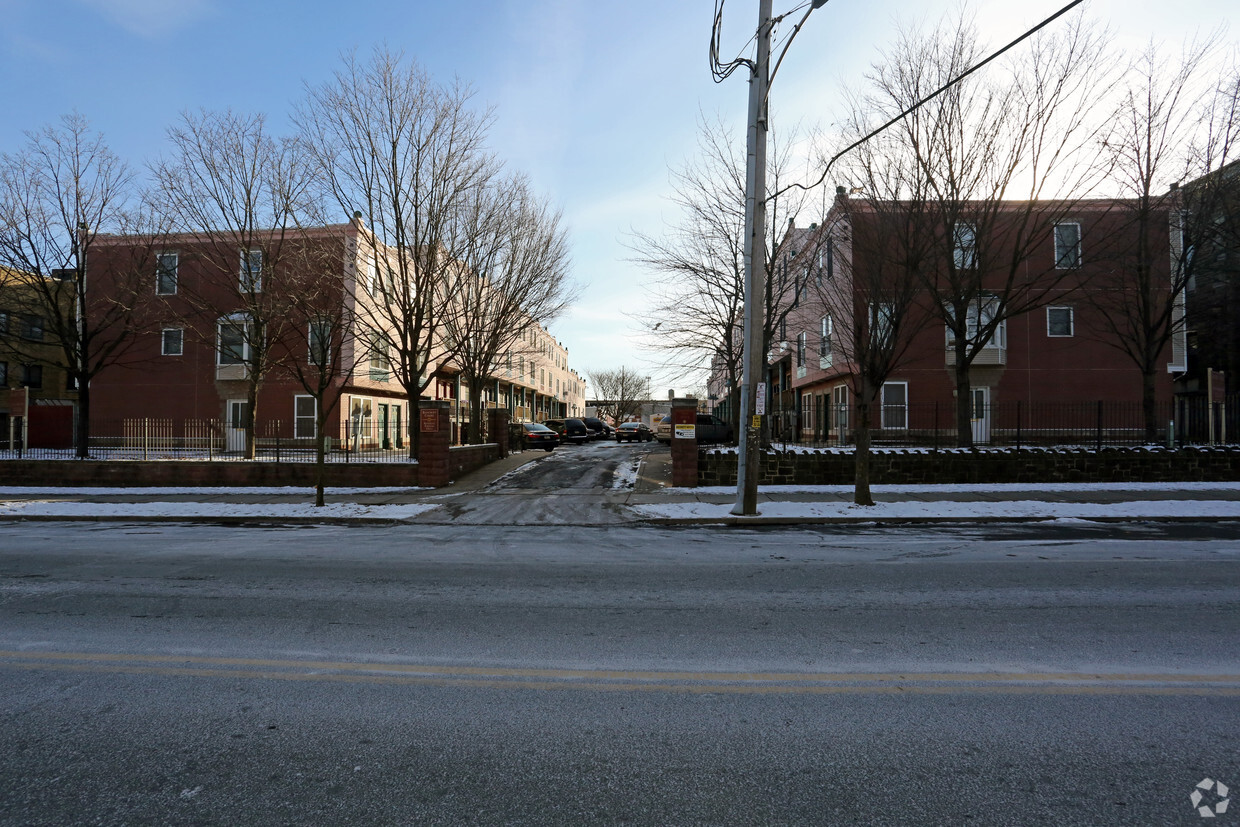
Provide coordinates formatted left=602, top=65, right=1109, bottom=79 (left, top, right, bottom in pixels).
left=731, top=0, right=772, bottom=516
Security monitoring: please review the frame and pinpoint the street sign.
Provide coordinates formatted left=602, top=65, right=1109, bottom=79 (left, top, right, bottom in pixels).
left=751, top=415, right=762, bottom=429
left=756, top=383, right=766, bottom=415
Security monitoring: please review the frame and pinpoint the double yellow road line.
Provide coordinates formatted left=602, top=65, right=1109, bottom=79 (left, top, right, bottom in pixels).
left=2, top=650, right=1238, bottom=696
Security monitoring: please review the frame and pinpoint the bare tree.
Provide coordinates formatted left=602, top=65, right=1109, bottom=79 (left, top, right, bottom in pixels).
left=844, top=12, right=1113, bottom=446
left=443, top=175, right=575, bottom=444
left=151, top=109, right=315, bottom=459
left=0, top=113, right=159, bottom=457
left=272, top=227, right=369, bottom=506
left=297, top=47, right=499, bottom=456
left=1089, top=37, right=1239, bottom=438
left=587, top=366, right=652, bottom=424
left=629, top=114, right=813, bottom=439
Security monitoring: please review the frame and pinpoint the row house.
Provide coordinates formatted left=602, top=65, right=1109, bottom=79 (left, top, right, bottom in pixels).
left=85, top=218, right=581, bottom=450
left=715, top=190, right=1179, bottom=445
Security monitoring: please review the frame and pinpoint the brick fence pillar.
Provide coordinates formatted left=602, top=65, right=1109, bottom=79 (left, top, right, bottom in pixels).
left=417, top=401, right=452, bottom=487
left=669, top=397, right=699, bottom=488
left=488, top=408, right=510, bottom=458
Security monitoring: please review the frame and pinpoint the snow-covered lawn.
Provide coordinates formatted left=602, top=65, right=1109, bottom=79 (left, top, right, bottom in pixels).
left=0, top=500, right=437, bottom=521
left=633, top=499, right=1240, bottom=522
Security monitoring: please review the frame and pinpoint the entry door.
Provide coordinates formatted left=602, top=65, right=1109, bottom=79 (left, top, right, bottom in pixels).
left=226, top=399, right=250, bottom=453
left=378, top=403, right=390, bottom=449
left=970, top=387, right=991, bottom=444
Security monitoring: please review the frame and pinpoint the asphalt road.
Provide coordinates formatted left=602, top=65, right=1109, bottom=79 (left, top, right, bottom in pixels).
left=2, top=517, right=1238, bottom=825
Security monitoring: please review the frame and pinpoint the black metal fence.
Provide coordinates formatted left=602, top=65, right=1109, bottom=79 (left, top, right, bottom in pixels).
left=774, top=397, right=1240, bottom=450
left=0, top=416, right=485, bottom=462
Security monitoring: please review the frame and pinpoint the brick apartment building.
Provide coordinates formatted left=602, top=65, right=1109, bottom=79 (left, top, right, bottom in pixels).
left=84, top=218, right=583, bottom=450
left=712, top=191, right=1181, bottom=444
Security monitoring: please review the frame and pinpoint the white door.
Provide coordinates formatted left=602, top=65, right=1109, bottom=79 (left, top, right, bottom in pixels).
left=970, top=387, right=991, bottom=444
left=226, top=399, right=249, bottom=453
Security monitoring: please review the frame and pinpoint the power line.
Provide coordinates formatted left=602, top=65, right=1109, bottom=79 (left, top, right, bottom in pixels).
left=779, top=0, right=1088, bottom=198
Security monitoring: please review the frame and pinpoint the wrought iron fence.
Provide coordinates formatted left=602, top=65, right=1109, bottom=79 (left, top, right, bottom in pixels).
left=0, top=411, right=520, bottom=462
left=772, top=397, right=1240, bottom=450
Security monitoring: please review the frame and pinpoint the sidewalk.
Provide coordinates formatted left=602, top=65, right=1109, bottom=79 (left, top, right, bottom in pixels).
left=3, top=448, right=1240, bottom=525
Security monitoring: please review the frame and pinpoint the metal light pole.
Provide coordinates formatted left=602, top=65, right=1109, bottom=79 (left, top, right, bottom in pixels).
left=731, top=0, right=772, bottom=516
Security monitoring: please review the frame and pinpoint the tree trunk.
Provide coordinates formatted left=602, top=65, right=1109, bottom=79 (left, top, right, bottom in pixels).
left=408, top=395, right=421, bottom=459
left=244, top=380, right=259, bottom=460
left=954, top=344, right=973, bottom=448
left=75, top=375, right=90, bottom=459
left=853, top=377, right=876, bottom=507
left=313, top=399, right=327, bottom=508
left=1142, top=367, right=1158, bottom=443
left=467, top=379, right=485, bottom=444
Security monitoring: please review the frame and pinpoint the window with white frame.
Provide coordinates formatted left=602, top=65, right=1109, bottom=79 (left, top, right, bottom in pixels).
left=953, top=222, right=976, bottom=269
left=294, top=395, right=316, bottom=438
left=308, top=321, right=331, bottom=364
left=819, top=315, right=832, bottom=362
left=156, top=252, right=178, bottom=295
left=369, top=332, right=391, bottom=380
left=217, top=316, right=252, bottom=365
left=1053, top=222, right=1081, bottom=269
left=240, top=249, right=262, bottom=293
left=881, top=381, right=908, bottom=430
left=961, top=295, right=1005, bottom=349
left=1047, top=306, right=1074, bottom=337
left=796, top=332, right=807, bottom=367
left=161, top=327, right=183, bottom=356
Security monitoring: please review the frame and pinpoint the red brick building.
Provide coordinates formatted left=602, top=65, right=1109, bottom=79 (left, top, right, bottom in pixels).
left=723, top=193, right=1181, bottom=445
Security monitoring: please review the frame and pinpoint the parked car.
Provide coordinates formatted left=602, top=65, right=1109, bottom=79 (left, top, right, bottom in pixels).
left=582, top=417, right=612, bottom=440
left=654, top=417, right=673, bottom=444
left=520, top=422, right=560, bottom=451
left=655, top=414, right=734, bottom=445
left=615, top=422, right=654, bottom=442
left=543, top=418, right=591, bottom=445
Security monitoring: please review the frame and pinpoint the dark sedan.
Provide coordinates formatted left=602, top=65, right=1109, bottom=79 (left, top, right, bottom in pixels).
left=615, top=422, right=654, bottom=442
left=520, top=422, right=559, bottom=451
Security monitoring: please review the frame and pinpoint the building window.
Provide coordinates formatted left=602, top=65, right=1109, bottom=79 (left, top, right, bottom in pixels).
left=161, top=327, right=183, bottom=356
left=796, top=332, right=807, bottom=367
left=832, top=384, right=849, bottom=432
left=1054, top=223, right=1081, bottom=269
left=0, top=312, right=9, bottom=334
left=1047, top=306, right=1074, bottom=337
left=22, top=364, right=42, bottom=389
left=369, top=333, right=390, bottom=381
left=0, top=361, right=7, bottom=386
left=953, top=223, right=976, bottom=269
left=156, top=252, right=178, bottom=295
left=958, top=295, right=1006, bottom=350
left=217, top=317, right=251, bottom=365
left=240, top=249, right=262, bottom=293
left=294, top=395, right=317, bottom=438
left=22, top=316, right=43, bottom=341
left=309, top=321, right=331, bottom=364
left=881, top=381, right=908, bottom=430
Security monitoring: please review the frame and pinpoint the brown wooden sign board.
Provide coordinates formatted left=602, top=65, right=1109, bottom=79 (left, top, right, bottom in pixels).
left=420, top=408, right=440, bottom=433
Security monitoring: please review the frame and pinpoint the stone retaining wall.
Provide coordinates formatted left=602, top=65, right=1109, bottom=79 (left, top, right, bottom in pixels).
left=698, top=447, right=1240, bottom=486
left=449, top=444, right=500, bottom=479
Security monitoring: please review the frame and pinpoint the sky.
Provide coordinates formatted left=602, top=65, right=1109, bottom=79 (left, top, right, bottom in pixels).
left=0, top=0, right=1232, bottom=398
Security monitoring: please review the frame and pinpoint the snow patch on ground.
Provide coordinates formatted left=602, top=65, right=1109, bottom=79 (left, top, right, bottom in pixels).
left=0, top=501, right=437, bottom=520
left=682, top=481, right=1240, bottom=495
left=0, top=486, right=428, bottom=496
left=632, top=500, right=1240, bottom=521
